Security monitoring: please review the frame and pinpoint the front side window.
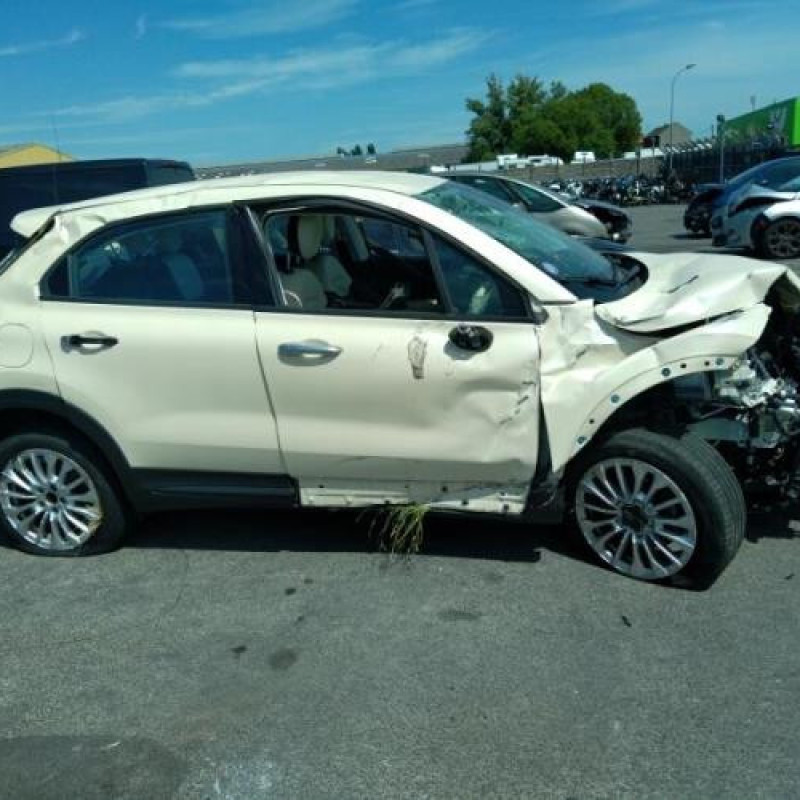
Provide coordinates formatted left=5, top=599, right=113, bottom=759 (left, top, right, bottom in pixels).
left=258, top=210, right=444, bottom=314
left=361, top=217, right=427, bottom=258
left=255, top=206, right=527, bottom=319
left=44, top=209, right=239, bottom=305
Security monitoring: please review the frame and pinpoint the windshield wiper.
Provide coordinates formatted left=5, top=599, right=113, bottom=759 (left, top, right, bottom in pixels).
left=560, top=275, right=618, bottom=288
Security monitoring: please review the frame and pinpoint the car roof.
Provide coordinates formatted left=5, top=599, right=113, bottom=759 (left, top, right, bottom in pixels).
left=729, top=156, right=800, bottom=185
left=11, top=170, right=445, bottom=239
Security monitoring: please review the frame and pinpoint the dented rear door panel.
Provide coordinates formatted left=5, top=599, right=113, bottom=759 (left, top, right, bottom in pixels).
left=254, top=312, right=540, bottom=511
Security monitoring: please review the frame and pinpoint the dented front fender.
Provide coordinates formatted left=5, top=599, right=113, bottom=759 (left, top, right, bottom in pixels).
left=540, top=304, right=772, bottom=472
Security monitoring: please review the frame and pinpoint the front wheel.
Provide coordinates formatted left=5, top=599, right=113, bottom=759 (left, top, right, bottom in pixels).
left=568, top=429, right=745, bottom=587
left=758, top=217, right=800, bottom=260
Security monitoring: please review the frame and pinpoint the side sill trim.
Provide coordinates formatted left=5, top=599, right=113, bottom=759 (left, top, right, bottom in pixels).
left=133, top=470, right=299, bottom=511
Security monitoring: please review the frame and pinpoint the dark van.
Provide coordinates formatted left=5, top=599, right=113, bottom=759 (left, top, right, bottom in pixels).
left=0, top=158, right=195, bottom=258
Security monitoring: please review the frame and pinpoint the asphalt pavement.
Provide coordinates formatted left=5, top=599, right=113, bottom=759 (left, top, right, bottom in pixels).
left=1, top=206, right=799, bottom=800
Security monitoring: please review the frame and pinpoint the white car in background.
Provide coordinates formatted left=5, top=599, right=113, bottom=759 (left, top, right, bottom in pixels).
left=716, top=177, right=800, bottom=259
left=3, top=171, right=800, bottom=587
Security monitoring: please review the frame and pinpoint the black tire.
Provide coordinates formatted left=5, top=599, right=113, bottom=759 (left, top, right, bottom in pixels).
left=566, top=428, right=745, bottom=588
left=757, top=217, right=800, bottom=260
left=0, top=430, right=130, bottom=556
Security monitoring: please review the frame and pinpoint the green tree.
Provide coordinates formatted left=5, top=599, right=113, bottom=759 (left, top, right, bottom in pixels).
left=464, top=74, right=642, bottom=162
left=572, top=83, right=642, bottom=155
left=366, top=143, right=377, bottom=155
left=507, top=75, right=546, bottom=121
left=465, top=74, right=509, bottom=160
left=511, top=109, right=573, bottom=161
left=351, top=145, right=363, bottom=156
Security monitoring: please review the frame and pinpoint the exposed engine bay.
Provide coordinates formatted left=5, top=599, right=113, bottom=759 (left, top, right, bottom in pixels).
left=669, top=286, right=800, bottom=495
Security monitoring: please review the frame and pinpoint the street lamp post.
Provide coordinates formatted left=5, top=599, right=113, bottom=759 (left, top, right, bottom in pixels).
left=717, top=114, right=726, bottom=182
left=668, top=63, right=696, bottom=173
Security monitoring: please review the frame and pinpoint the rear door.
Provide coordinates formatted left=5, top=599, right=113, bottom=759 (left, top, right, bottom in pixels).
left=39, top=207, right=283, bottom=476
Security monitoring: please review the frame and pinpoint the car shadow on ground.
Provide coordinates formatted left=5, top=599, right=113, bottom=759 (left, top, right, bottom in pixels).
left=125, top=505, right=800, bottom=584
left=670, top=232, right=710, bottom=241
left=127, top=507, right=585, bottom=567
left=746, top=507, right=800, bottom=542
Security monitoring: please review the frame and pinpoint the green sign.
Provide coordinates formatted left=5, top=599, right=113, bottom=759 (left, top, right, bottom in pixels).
left=724, top=98, right=799, bottom=147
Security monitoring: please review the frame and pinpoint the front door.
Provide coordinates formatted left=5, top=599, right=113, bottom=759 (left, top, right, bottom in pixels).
left=39, top=207, right=283, bottom=475
left=250, top=202, right=542, bottom=512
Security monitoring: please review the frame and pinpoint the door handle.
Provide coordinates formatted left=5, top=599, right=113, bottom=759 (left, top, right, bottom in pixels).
left=65, top=333, right=119, bottom=349
left=278, top=340, right=342, bottom=359
left=448, top=324, right=493, bottom=353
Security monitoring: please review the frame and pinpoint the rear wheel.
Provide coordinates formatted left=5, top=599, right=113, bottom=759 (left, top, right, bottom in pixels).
left=568, top=428, right=745, bottom=586
left=758, top=217, right=800, bottom=260
left=0, top=431, right=130, bottom=556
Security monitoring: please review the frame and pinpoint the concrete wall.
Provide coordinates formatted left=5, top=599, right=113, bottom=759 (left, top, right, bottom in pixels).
left=498, top=156, right=664, bottom=183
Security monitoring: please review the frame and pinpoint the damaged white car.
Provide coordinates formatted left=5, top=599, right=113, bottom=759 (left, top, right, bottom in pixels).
left=2, top=171, right=799, bottom=586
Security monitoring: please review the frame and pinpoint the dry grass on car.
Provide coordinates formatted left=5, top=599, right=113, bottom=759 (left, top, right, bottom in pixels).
left=365, top=503, right=430, bottom=555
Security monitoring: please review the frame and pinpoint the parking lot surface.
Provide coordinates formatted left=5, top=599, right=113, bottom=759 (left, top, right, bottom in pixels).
left=1, top=205, right=799, bottom=800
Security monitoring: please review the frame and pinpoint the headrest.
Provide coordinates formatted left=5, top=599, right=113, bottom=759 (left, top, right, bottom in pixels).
left=296, top=215, right=324, bottom=260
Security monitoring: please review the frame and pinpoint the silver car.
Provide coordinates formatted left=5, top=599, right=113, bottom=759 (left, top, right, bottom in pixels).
left=447, top=172, right=632, bottom=241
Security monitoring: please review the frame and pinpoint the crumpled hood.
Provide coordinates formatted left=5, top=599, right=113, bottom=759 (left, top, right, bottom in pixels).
left=729, top=183, right=798, bottom=211
left=575, top=197, right=627, bottom=215
left=596, top=251, right=800, bottom=333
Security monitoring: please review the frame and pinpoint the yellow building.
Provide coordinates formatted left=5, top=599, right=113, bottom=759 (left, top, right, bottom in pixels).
left=0, top=143, right=74, bottom=169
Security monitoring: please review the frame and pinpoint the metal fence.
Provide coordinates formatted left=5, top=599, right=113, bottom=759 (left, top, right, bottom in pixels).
left=669, top=141, right=790, bottom=186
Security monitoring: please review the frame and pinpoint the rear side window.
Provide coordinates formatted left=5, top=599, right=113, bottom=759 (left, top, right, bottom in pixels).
left=512, top=182, right=563, bottom=213
left=454, top=176, right=515, bottom=203
left=44, top=210, right=242, bottom=305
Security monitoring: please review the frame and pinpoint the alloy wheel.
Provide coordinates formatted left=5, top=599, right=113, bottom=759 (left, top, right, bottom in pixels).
left=0, top=448, right=103, bottom=551
left=765, top=219, right=800, bottom=259
left=576, top=457, right=697, bottom=580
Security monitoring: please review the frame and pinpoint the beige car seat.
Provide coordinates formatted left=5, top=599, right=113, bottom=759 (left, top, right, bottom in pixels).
left=296, top=215, right=352, bottom=299
left=158, top=227, right=205, bottom=301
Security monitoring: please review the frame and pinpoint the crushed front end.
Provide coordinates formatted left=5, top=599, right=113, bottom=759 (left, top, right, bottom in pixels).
left=671, top=281, right=800, bottom=496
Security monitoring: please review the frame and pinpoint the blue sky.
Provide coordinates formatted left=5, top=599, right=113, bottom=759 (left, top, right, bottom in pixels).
left=1, top=0, right=798, bottom=166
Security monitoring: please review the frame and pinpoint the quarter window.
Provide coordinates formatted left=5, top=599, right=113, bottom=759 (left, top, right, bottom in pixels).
left=433, top=236, right=527, bottom=317
left=45, top=210, right=239, bottom=305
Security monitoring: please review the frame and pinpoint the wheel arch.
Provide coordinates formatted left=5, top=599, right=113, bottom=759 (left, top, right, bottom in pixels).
left=547, top=355, right=739, bottom=474
left=0, top=390, right=139, bottom=507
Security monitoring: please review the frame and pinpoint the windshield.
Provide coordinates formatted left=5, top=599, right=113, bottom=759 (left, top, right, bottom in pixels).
left=419, top=181, right=616, bottom=287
